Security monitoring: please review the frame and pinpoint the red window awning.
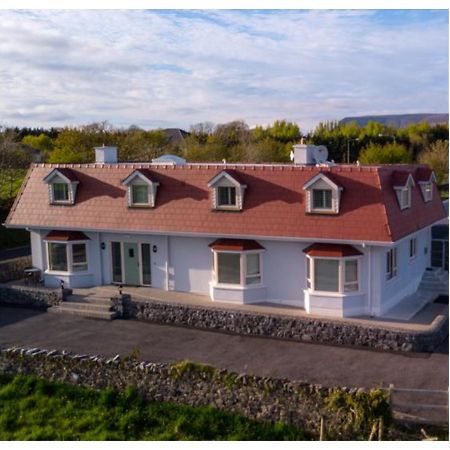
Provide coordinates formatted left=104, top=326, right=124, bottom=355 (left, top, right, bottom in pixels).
left=45, top=230, right=90, bottom=241
left=303, top=243, right=362, bottom=257
left=209, top=238, right=264, bottom=251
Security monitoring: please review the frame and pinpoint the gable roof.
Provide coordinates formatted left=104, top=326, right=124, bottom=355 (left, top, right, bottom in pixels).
left=208, top=169, right=246, bottom=188
left=415, top=167, right=436, bottom=183
left=302, top=172, right=343, bottom=191
left=5, top=163, right=446, bottom=243
left=392, top=170, right=415, bottom=188
left=43, top=168, right=79, bottom=184
left=122, top=168, right=159, bottom=186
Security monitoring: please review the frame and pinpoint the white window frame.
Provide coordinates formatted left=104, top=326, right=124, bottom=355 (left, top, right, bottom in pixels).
left=312, top=189, right=332, bottom=210
left=399, top=187, right=411, bottom=210
left=131, top=183, right=151, bottom=206
left=212, top=250, right=263, bottom=288
left=45, top=240, right=89, bottom=275
left=420, top=182, right=433, bottom=202
left=306, top=256, right=361, bottom=295
left=217, top=186, right=237, bottom=208
left=52, top=183, right=70, bottom=203
left=409, top=238, right=417, bottom=260
left=386, top=247, right=398, bottom=281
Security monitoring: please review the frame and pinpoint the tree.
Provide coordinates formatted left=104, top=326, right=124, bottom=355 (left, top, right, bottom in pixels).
left=22, top=133, right=54, bottom=160
left=266, top=120, right=301, bottom=143
left=418, top=140, right=449, bottom=184
left=359, top=142, right=412, bottom=164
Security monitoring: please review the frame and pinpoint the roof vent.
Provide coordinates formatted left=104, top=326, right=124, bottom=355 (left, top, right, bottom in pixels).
left=152, top=154, right=187, bottom=166
left=95, top=146, right=118, bottom=164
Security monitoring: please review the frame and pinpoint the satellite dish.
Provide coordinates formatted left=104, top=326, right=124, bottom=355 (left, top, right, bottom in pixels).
left=313, top=145, right=328, bottom=163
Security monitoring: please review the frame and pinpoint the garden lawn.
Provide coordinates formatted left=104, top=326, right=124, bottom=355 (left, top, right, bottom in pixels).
left=0, top=374, right=311, bottom=441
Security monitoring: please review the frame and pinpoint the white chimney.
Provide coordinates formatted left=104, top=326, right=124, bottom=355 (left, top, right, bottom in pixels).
left=95, top=146, right=118, bottom=164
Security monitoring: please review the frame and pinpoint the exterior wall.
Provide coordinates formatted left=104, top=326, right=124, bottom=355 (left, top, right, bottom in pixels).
left=30, top=230, right=44, bottom=270
left=374, top=227, right=431, bottom=316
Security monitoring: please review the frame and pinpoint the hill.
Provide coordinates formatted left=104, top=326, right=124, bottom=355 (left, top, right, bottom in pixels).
left=339, top=113, right=448, bottom=128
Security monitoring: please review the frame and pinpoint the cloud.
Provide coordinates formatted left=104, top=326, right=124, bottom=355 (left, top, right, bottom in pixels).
left=0, top=9, right=447, bottom=131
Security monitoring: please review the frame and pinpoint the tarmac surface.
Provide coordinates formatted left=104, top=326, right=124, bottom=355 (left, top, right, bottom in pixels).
left=0, top=305, right=448, bottom=390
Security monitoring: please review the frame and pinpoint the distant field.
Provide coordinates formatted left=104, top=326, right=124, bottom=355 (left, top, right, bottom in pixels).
left=0, top=374, right=310, bottom=441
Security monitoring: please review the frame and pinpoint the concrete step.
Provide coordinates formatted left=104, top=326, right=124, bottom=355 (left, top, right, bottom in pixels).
left=58, top=301, right=113, bottom=312
left=48, top=306, right=118, bottom=320
left=66, top=294, right=111, bottom=305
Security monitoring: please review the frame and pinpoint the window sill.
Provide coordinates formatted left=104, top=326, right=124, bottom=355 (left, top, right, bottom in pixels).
left=306, top=210, right=338, bottom=215
left=212, top=207, right=242, bottom=212
left=50, top=201, right=74, bottom=206
left=212, top=282, right=265, bottom=291
left=45, top=270, right=91, bottom=276
left=305, top=289, right=362, bottom=297
left=128, top=204, right=154, bottom=209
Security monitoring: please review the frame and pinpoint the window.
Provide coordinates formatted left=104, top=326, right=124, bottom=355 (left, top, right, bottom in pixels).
left=214, top=251, right=262, bottom=286
left=111, top=242, right=122, bottom=283
left=386, top=248, right=397, bottom=280
left=307, top=257, right=359, bottom=293
left=409, top=238, right=417, bottom=260
left=217, top=186, right=236, bottom=207
left=52, top=183, right=69, bottom=202
left=312, top=189, right=332, bottom=210
left=344, top=260, right=358, bottom=292
left=423, top=183, right=433, bottom=202
left=72, top=244, right=88, bottom=272
left=46, top=241, right=89, bottom=273
left=48, top=243, right=68, bottom=271
left=131, top=184, right=149, bottom=205
left=399, top=187, right=411, bottom=209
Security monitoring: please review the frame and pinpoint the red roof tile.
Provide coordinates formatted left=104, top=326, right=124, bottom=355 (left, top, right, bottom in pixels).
left=5, top=163, right=446, bottom=243
left=303, top=243, right=362, bottom=257
left=209, top=238, right=265, bottom=251
left=45, top=230, right=90, bottom=241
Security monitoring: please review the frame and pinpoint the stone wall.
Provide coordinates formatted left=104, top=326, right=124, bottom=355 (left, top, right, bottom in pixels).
left=0, top=285, right=60, bottom=310
left=0, top=346, right=389, bottom=440
left=0, top=256, right=32, bottom=283
left=113, top=295, right=448, bottom=353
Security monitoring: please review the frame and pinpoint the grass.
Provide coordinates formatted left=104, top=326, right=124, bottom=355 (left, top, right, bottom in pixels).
left=0, top=373, right=312, bottom=441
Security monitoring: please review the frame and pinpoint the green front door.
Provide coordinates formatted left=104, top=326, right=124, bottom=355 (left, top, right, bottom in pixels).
left=124, top=242, right=140, bottom=285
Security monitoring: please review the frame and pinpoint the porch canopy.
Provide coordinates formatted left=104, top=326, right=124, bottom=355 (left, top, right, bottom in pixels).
left=303, top=243, right=362, bottom=257
left=44, top=230, right=90, bottom=241
left=208, top=238, right=264, bottom=251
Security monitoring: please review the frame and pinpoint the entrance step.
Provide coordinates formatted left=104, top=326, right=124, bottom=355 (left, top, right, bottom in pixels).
left=48, top=294, right=117, bottom=320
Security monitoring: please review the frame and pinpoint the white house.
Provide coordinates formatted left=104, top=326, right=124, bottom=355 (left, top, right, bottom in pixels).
left=4, top=145, right=445, bottom=318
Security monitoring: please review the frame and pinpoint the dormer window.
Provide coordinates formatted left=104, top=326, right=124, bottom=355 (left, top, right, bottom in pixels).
left=416, top=167, right=436, bottom=203
left=392, top=171, right=415, bottom=210
left=122, top=169, right=159, bottom=208
left=218, top=186, right=236, bottom=207
left=303, top=173, right=342, bottom=214
left=208, top=170, right=246, bottom=211
left=43, top=168, right=79, bottom=205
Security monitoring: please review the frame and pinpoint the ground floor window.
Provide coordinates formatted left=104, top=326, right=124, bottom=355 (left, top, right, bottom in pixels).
left=46, top=241, right=88, bottom=273
left=409, top=238, right=417, bottom=260
left=307, top=256, right=360, bottom=293
left=386, top=247, right=397, bottom=280
left=214, top=251, right=263, bottom=287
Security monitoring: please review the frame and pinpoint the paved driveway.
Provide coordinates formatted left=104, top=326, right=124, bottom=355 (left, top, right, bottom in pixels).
left=0, top=306, right=448, bottom=390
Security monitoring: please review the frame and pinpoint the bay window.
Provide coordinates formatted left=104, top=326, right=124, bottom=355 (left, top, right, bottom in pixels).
left=307, top=256, right=360, bottom=293
left=46, top=241, right=88, bottom=273
left=214, top=251, right=262, bottom=287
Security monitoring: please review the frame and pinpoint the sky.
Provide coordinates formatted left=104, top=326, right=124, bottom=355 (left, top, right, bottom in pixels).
left=0, top=9, right=448, bottom=132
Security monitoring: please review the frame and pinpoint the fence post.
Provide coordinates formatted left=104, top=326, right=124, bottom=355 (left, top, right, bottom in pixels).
left=319, top=416, right=325, bottom=441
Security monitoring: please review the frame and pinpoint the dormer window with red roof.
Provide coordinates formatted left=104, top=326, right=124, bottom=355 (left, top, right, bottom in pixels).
left=415, top=167, right=436, bottom=203
left=303, top=172, right=342, bottom=214
left=43, top=168, right=79, bottom=205
left=122, top=169, right=159, bottom=208
left=392, top=171, right=415, bottom=210
left=208, top=170, right=246, bottom=211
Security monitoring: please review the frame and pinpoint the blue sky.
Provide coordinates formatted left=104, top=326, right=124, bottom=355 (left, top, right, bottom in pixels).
left=0, top=9, right=448, bottom=132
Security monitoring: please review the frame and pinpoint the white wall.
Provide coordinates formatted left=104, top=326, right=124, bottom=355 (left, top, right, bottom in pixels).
left=30, top=229, right=44, bottom=270
left=374, top=227, right=431, bottom=316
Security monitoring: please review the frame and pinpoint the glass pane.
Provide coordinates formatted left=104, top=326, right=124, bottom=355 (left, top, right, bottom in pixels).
left=218, top=187, right=236, bottom=206
left=53, top=183, right=68, bottom=201
left=246, top=276, right=261, bottom=285
left=49, top=243, right=67, bottom=271
left=345, top=260, right=358, bottom=283
left=112, top=242, right=122, bottom=283
left=324, top=190, right=332, bottom=208
left=72, top=243, right=87, bottom=272
left=314, top=259, right=339, bottom=292
left=246, top=253, right=260, bottom=276
left=132, top=185, right=148, bottom=204
left=141, top=243, right=151, bottom=285
left=313, top=190, right=323, bottom=208
left=217, top=253, right=240, bottom=284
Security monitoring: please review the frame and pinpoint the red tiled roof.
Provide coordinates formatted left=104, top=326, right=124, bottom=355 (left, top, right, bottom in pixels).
left=209, top=238, right=265, bottom=251
left=5, top=163, right=446, bottom=243
left=415, top=167, right=434, bottom=182
left=45, top=230, right=90, bottom=241
left=303, top=243, right=362, bottom=257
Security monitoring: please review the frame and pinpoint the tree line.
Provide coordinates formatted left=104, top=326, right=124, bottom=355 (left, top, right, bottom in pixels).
left=0, top=119, right=448, bottom=185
